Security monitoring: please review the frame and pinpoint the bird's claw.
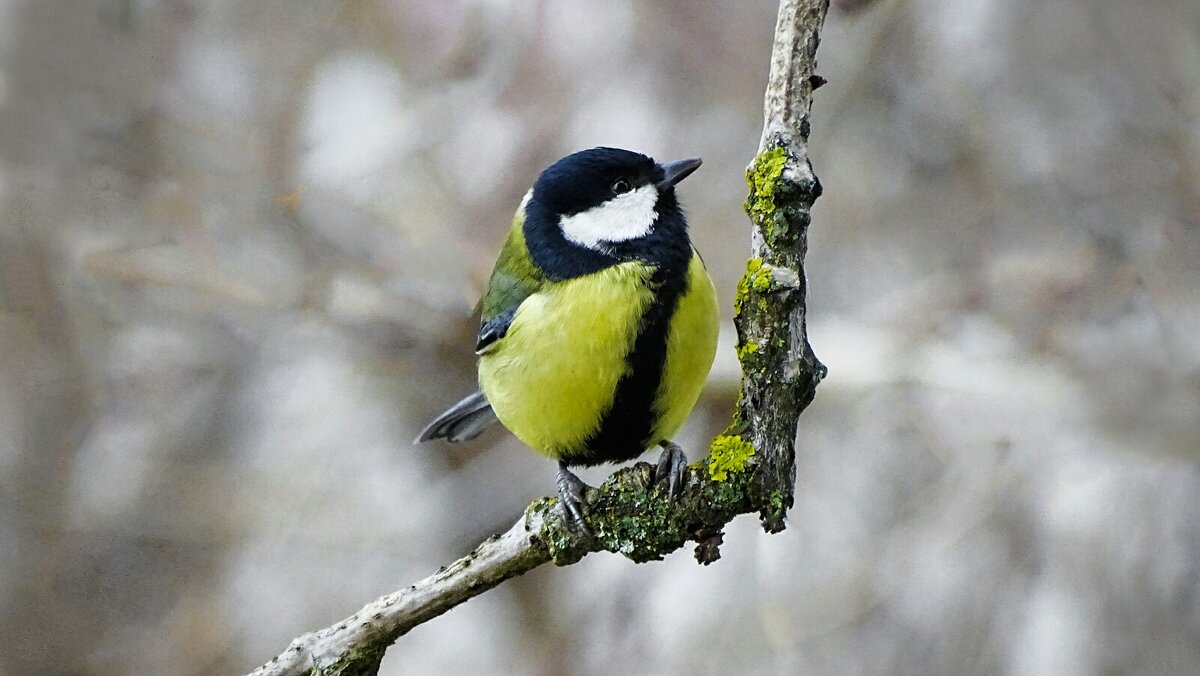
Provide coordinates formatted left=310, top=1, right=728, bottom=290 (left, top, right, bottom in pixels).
left=556, top=462, right=592, bottom=534
left=653, top=441, right=688, bottom=500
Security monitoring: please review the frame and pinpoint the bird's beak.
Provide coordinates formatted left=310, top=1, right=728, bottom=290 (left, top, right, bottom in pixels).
left=656, top=158, right=703, bottom=190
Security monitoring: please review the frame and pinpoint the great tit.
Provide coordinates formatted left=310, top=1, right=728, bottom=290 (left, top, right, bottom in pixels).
left=417, top=147, right=719, bottom=528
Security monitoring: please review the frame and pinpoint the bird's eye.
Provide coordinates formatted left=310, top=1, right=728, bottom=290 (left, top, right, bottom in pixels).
left=611, top=179, right=632, bottom=195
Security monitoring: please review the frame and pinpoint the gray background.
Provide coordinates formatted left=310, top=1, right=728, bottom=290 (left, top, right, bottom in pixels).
left=1, top=0, right=1198, bottom=674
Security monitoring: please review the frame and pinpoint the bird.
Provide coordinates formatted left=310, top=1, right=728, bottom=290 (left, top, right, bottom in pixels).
left=416, top=147, right=719, bottom=529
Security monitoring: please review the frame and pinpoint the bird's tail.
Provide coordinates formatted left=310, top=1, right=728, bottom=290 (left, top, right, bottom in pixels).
left=414, top=390, right=498, bottom=443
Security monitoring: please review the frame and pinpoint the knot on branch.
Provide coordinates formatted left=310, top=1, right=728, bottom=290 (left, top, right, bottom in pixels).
left=746, top=142, right=822, bottom=253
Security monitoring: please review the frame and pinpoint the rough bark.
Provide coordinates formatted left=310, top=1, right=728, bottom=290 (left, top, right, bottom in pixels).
left=249, top=1, right=827, bottom=673
left=736, top=0, right=829, bottom=533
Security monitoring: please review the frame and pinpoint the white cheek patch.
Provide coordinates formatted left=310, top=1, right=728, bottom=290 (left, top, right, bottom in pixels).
left=560, top=184, right=659, bottom=250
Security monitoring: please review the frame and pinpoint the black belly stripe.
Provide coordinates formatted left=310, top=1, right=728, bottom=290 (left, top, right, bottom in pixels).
left=568, top=260, right=691, bottom=467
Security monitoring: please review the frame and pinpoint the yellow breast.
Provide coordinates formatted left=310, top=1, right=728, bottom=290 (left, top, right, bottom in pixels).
left=478, top=251, right=720, bottom=462
left=478, top=262, right=656, bottom=456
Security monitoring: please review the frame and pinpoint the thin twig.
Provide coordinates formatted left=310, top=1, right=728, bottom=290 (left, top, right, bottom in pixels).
left=251, top=461, right=773, bottom=675
left=249, top=511, right=551, bottom=676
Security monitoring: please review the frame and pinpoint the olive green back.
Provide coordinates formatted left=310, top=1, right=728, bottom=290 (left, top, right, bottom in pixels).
left=479, top=209, right=546, bottom=324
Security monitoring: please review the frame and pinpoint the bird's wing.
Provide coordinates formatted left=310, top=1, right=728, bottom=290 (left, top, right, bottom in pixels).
left=475, top=210, right=546, bottom=353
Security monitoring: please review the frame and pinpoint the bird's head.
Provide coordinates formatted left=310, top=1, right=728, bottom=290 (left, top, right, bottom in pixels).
left=523, top=148, right=701, bottom=266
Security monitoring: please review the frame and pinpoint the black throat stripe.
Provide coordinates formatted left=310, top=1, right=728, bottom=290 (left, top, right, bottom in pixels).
left=569, top=254, right=692, bottom=467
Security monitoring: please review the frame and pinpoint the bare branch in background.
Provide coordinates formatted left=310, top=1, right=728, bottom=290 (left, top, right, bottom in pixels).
left=249, top=1, right=829, bottom=674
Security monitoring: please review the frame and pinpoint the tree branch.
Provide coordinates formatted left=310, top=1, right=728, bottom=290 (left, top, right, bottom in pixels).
left=249, top=1, right=828, bottom=673
left=736, top=0, right=829, bottom=533
left=250, top=462, right=774, bottom=675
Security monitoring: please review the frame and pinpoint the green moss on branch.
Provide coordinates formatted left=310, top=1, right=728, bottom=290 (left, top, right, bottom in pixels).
left=531, top=435, right=777, bottom=565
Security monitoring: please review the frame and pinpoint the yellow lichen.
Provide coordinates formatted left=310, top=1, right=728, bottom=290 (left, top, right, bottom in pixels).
left=749, top=262, right=773, bottom=292
left=708, top=434, right=756, bottom=482
left=744, top=146, right=788, bottom=224
left=734, top=257, right=774, bottom=316
left=736, top=340, right=759, bottom=361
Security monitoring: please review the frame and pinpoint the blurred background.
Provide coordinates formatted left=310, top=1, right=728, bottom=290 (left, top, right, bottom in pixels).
left=1, top=0, right=1198, bottom=674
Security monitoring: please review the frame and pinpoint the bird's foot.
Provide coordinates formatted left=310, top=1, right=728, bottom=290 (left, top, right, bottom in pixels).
left=556, top=462, right=592, bottom=533
left=653, top=441, right=688, bottom=500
